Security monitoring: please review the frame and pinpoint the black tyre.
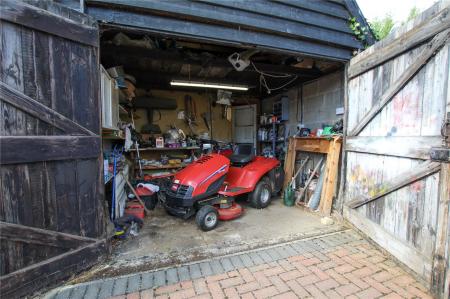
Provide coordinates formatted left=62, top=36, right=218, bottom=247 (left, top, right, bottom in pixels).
left=195, top=205, right=219, bottom=231
left=143, top=195, right=157, bottom=210
left=262, top=176, right=273, bottom=195
left=249, top=179, right=272, bottom=209
left=165, top=208, right=178, bottom=217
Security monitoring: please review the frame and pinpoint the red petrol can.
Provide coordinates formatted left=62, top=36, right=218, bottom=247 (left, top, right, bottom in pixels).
left=124, top=200, right=145, bottom=219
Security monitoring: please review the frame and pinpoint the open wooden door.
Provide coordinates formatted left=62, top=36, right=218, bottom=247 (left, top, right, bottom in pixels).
left=0, top=1, right=107, bottom=297
left=340, top=4, right=449, bottom=298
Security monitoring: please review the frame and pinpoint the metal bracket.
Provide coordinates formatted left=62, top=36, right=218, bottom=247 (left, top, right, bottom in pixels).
left=430, top=147, right=450, bottom=162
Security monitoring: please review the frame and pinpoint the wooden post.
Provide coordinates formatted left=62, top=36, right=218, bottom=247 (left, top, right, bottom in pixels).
left=431, top=108, right=450, bottom=298
left=283, top=137, right=296, bottom=190
left=319, top=137, right=342, bottom=215
left=431, top=162, right=450, bottom=298
left=336, top=65, right=349, bottom=216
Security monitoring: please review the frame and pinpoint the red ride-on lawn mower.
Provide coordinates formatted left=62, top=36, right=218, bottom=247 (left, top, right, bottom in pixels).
left=161, top=144, right=284, bottom=231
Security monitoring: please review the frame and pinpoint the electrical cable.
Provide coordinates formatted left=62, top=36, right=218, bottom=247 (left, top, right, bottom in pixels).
left=251, top=62, right=298, bottom=93
left=251, top=62, right=292, bottom=78
left=259, top=73, right=298, bottom=93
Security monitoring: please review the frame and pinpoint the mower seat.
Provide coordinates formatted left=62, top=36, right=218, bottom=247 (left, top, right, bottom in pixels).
left=229, top=144, right=255, bottom=165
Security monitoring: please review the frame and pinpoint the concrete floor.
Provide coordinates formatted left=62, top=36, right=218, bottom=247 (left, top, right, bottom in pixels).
left=76, top=197, right=345, bottom=282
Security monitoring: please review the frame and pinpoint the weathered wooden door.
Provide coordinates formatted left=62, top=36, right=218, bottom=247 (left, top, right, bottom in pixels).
left=0, top=1, right=107, bottom=298
left=340, top=4, right=449, bottom=298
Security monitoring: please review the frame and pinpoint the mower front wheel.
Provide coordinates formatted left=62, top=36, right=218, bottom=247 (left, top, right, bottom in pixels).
left=196, top=205, right=219, bottom=231
left=249, top=180, right=272, bottom=209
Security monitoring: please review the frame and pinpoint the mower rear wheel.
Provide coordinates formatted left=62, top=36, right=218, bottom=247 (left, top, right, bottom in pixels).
left=249, top=180, right=272, bottom=209
left=196, top=205, right=219, bottom=231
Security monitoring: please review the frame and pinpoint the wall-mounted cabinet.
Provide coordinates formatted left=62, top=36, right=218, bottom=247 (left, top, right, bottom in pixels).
left=101, top=65, right=119, bottom=130
left=273, top=96, right=289, bottom=121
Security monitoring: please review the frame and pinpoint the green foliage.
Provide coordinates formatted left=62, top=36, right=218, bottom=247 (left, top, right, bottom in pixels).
left=369, top=7, right=420, bottom=41
left=369, top=14, right=394, bottom=41
left=404, top=7, right=420, bottom=24
left=348, top=17, right=370, bottom=47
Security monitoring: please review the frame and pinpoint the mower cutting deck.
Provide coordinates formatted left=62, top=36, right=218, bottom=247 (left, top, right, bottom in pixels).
left=162, top=144, right=284, bottom=231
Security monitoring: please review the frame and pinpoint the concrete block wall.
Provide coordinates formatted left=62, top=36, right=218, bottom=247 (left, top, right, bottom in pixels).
left=262, top=70, right=344, bottom=136
left=302, top=71, right=344, bottom=131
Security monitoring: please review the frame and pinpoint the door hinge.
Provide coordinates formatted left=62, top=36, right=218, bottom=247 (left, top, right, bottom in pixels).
left=430, top=147, right=450, bottom=162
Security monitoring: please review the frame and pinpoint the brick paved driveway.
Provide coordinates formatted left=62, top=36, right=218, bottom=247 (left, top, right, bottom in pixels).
left=46, top=230, right=431, bottom=299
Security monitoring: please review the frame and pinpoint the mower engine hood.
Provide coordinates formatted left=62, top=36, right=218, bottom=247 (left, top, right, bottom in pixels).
left=172, top=154, right=230, bottom=197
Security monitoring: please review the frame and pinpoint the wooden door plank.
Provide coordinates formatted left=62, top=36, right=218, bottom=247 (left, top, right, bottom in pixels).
left=431, top=162, right=450, bottom=296
left=0, top=82, right=96, bottom=136
left=0, top=0, right=98, bottom=47
left=0, top=136, right=100, bottom=164
left=0, top=221, right=97, bottom=249
left=346, top=136, right=442, bottom=160
left=349, top=29, right=450, bottom=137
left=344, top=207, right=432, bottom=280
left=348, top=5, right=450, bottom=78
left=347, top=160, right=441, bottom=209
left=0, top=240, right=107, bottom=299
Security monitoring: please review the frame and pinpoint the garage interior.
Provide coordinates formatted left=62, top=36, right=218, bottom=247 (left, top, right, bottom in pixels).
left=5, top=1, right=448, bottom=298
left=95, top=27, right=349, bottom=279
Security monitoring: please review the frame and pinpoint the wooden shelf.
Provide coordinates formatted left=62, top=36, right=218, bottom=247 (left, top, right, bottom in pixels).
left=102, top=135, right=125, bottom=140
left=259, top=122, right=285, bottom=127
left=283, top=136, right=343, bottom=216
left=259, top=140, right=285, bottom=143
left=290, top=137, right=339, bottom=154
left=129, top=146, right=200, bottom=152
left=136, top=164, right=185, bottom=170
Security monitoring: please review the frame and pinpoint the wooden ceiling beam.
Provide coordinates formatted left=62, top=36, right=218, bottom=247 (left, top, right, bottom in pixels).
left=100, top=45, right=322, bottom=77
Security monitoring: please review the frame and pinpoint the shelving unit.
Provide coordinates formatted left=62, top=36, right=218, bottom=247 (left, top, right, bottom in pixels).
left=258, top=120, right=286, bottom=159
left=129, top=146, right=200, bottom=152
left=258, top=96, right=289, bottom=159
left=135, top=164, right=185, bottom=170
left=130, top=146, right=201, bottom=174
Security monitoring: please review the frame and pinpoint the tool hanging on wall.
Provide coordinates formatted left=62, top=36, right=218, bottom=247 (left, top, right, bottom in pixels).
left=201, top=112, right=211, bottom=131
left=184, top=94, right=198, bottom=134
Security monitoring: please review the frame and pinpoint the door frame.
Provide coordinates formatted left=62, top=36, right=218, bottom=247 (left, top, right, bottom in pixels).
left=231, top=104, right=257, bottom=150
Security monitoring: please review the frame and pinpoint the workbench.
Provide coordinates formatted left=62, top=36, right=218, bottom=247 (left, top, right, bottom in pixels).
left=129, top=146, right=201, bottom=171
left=283, top=136, right=342, bottom=215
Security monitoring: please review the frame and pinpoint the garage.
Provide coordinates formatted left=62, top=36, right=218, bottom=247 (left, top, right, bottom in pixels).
left=92, top=0, right=357, bottom=278
left=1, top=1, right=449, bottom=299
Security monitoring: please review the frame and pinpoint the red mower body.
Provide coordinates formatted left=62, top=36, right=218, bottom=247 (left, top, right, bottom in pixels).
left=163, top=152, right=282, bottom=223
left=172, top=154, right=229, bottom=198
left=216, top=202, right=243, bottom=220
left=219, top=156, right=280, bottom=196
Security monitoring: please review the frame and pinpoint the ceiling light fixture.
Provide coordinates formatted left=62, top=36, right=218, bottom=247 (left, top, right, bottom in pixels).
left=170, top=80, right=248, bottom=91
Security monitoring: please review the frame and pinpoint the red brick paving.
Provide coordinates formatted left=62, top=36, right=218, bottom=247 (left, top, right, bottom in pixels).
left=111, top=242, right=432, bottom=299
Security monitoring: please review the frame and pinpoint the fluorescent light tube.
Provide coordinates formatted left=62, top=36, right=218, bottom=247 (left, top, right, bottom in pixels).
left=170, top=80, right=248, bottom=91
